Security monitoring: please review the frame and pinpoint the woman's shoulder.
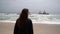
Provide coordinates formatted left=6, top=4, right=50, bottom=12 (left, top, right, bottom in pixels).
left=16, top=18, right=20, bottom=21
left=28, top=18, right=31, bottom=21
left=16, top=18, right=20, bottom=23
left=28, top=18, right=32, bottom=23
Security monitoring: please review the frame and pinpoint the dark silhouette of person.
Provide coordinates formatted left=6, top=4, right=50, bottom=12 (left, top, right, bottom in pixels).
left=14, top=8, right=33, bottom=34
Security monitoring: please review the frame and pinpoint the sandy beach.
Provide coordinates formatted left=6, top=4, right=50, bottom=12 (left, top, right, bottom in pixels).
left=0, top=22, right=60, bottom=34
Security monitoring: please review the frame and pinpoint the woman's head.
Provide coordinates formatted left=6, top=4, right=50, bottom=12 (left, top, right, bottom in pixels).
left=18, top=8, right=29, bottom=23
left=21, top=8, right=29, bottom=17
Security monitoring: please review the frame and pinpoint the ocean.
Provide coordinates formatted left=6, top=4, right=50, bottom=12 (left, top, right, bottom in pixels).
left=0, top=13, right=60, bottom=24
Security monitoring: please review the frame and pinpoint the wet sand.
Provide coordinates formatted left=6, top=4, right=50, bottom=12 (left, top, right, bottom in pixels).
left=0, top=22, right=60, bottom=34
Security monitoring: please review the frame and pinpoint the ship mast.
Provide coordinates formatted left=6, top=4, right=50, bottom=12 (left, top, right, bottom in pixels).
left=43, top=10, right=46, bottom=14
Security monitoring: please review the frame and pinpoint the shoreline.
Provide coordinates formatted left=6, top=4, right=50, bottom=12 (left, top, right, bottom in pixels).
left=0, top=21, right=60, bottom=24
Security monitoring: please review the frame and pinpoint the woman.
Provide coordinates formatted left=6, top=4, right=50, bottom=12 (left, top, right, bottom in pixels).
left=14, top=8, right=33, bottom=34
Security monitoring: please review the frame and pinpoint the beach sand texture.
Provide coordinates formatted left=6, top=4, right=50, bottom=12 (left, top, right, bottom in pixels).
left=0, top=22, right=60, bottom=34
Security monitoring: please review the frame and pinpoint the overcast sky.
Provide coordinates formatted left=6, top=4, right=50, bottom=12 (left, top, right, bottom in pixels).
left=0, top=0, right=60, bottom=14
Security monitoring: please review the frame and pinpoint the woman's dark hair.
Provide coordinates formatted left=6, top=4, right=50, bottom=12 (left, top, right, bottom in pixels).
left=17, top=8, right=29, bottom=28
left=19, top=8, right=29, bottom=20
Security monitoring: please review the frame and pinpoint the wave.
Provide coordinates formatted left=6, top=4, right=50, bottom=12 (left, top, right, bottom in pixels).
left=0, top=13, right=60, bottom=24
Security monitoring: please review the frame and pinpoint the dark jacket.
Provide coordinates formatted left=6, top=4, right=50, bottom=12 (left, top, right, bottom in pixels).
left=14, top=18, right=33, bottom=34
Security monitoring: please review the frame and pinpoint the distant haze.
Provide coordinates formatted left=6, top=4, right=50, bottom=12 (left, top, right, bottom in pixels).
left=0, top=0, right=60, bottom=14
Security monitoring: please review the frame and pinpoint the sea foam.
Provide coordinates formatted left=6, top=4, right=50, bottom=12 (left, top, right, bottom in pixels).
left=0, top=13, right=60, bottom=24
